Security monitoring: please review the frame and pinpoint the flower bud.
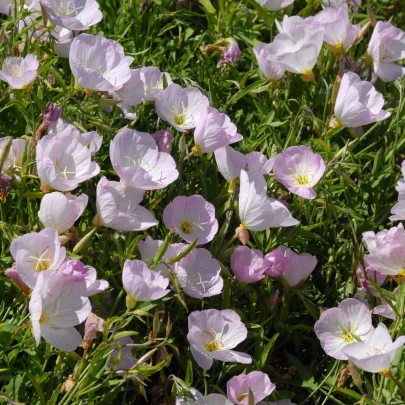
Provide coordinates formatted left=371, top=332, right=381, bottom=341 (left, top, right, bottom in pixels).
left=235, top=225, right=249, bottom=245
left=5, top=263, right=30, bottom=295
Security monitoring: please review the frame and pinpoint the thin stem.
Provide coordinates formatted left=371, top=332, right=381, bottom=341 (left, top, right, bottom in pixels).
left=382, top=369, right=405, bottom=399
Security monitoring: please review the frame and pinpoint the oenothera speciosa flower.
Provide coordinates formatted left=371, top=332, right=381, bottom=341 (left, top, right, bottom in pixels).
left=122, top=259, right=170, bottom=307
left=176, top=388, right=232, bottom=405
left=0, top=137, right=26, bottom=172
left=367, top=21, right=405, bottom=82
left=254, top=0, right=294, bottom=11
left=52, top=26, right=74, bottom=58
left=227, top=371, right=275, bottom=405
left=69, top=33, right=133, bottom=92
left=265, top=246, right=317, bottom=288
left=36, top=133, right=100, bottom=192
left=95, top=177, right=158, bottom=232
left=110, top=128, right=178, bottom=190
left=314, top=298, right=374, bottom=360
left=155, top=83, right=209, bottom=132
left=0, top=0, right=11, bottom=14
left=0, top=54, right=39, bottom=89
left=362, top=223, right=405, bottom=276
left=10, top=228, right=66, bottom=289
left=237, top=170, right=298, bottom=244
left=40, top=0, right=102, bottom=30
left=48, top=118, right=102, bottom=156
left=390, top=161, right=405, bottom=221
left=253, top=42, right=285, bottom=82
left=332, top=72, right=391, bottom=128
left=312, top=4, right=360, bottom=53
left=187, top=309, right=252, bottom=370
left=193, top=106, right=242, bottom=155
left=343, top=324, right=405, bottom=373
left=138, top=236, right=186, bottom=278
left=230, top=246, right=269, bottom=284
left=38, top=192, right=88, bottom=234
left=274, top=145, right=326, bottom=200
left=5, top=263, right=30, bottom=295
left=321, top=0, right=361, bottom=7
left=214, top=146, right=275, bottom=182
left=29, top=269, right=91, bottom=352
left=152, top=128, right=174, bottom=153
left=163, top=195, right=218, bottom=244
left=108, top=336, right=138, bottom=373
left=216, top=38, right=242, bottom=68
left=173, top=248, right=223, bottom=299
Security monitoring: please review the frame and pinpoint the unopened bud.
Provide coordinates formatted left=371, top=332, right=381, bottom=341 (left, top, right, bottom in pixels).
left=5, top=263, right=30, bottom=295
left=270, top=289, right=280, bottom=309
left=0, top=174, right=13, bottom=203
left=235, top=225, right=249, bottom=245
left=61, top=374, right=75, bottom=393
left=367, top=7, right=377, bottom=27
left=83, top=313, right=105, bottom=348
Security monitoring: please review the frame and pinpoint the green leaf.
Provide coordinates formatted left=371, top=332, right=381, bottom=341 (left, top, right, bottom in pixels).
left=198, top=0, right=216, bottom=14
left=284, top=352, right=316, bottom=391
left=258, top=333, right=278, bottom=369
left=167, top=239, right=197, bottom=264
left=127, top=355, right=172, bottom=377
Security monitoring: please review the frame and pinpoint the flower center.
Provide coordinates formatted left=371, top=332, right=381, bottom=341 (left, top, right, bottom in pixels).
left=294, top=173, right=310, bottom=186
left=51, top=0, right=83, bottom=16
left=236, top=394, right=248, bottom=402
left=28, top=248, right=52, bottom=272
left=180, top=221, right=193, bottom=235
left=203, top=330, right=224, bottom=352
left=9, top=64, right=24, bottom=77
left=340, top=329, right=357, bottom=344
left=174, top=114, right=186, bottom=126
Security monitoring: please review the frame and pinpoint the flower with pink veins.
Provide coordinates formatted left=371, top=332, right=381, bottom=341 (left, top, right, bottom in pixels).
left=237, top=170, right=298, bottom=244
left=254, top=0, right=294, bottom=11
left=36, top=133, right=100, bottom=192
left=253, top=42, right=285, bottom=82
left=193, top=106, right=242, bottom=155
left=138, top=235, right=186, bottom=278
left=274, top=145, right=326, bottom=200
left=69, top=34, right=133, bottom=92
left=0, top=54, right=39, bottom=89
left=110, top=128, right=178, bottom=190
left=40, top=0, right=102, bottom=30
left=176, top=388, right=232, bottom=405
left=173, top=248, right=223, bottom=298
left=343, top=323, right=405, bottom=373
left=122, top=260, right=170, bottom=306
left=333, top=72, right=391, bottom=128
left=313, top=4, right=360, bottom=53
left=163, top=195, right=218, bottom=245
left=155, top=83, right=209, bottom=132
left=367, top=21, right=405, bottom=82
left=38, top=192, right=88, bottom=234
left=227, top=371, right=275, bottom=405
left=95, top=177, right=158, bottom=232
left=48, top=118, right=102, bottom=156
left=10, top=228, right=66, bottom=289
left=29, top=269, right=92, bottom=352
left=265, top=246, right=317, bottom=288
left=314, top=298, right=374, bottom=360
left=152, top=128, right=174, bottom=153
left=187, top=309, right=252, bottom=370
left=230, top=246, right=269, bottom=283
left=0, top=137, right=26, bottom=172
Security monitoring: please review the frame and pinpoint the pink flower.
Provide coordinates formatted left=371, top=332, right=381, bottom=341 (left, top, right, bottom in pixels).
left=152, top=128, right=174, bottom=153
left=0, top=137, right=26, bottom=172
left=265, top=246, right=317, bottom=288
left=138, top=236, right=186, bottom=278
left=230, top=246, right=268, bottom=283
left=38, top=192, right=88, bottom=234
left=193, top=107, right=242, bottom=155
left=176, top=388, right=232, bottom=405
left=141, top=66, right=173, bottom=102
left=5, top=263, right=30, bottom=294
left=343, top=323, right=405, bottom=373
left=390, top=161, right=405, bottom=221
left=367, top=22, right=405, bottom=82
left=29, top=270, right=92, bottom=352
left=163, top=195, right=218, bottom=244
left=274, top=145, right=326, bottom=199
left=253, top=42, right=285, bottom=82
left=187, top=309, right=252, bottom=370
left=254, top=0, right=294, bottom=11
left=95, top=177, right=158, bottom=232
left=69, top=34, right=133, bottom=92
left=83, top=313, right=105, bottom=342
left=108, top=336, right=137, bottom=372
left=217, top=38, right=242, bottom=68
left=173, top=248, right=223, bottom=298
left=36, top=133, right=100, bottom=192
left=314, top=298, right=374, bottom=360
left=312, top=4, right=360, bottom=52
left=10, top=228, right=66, bottom=289
left=110, top=128, right=178, bottom=190
left=333, top=72, right=391, bottom=128
left=40, top=0, right=102, bottom=30
left=155, top=83, right=209, bottom=132
left=227, top=371, right=275, bottom=405
left=238, top=170, right=298, bottom=239
left=53, top=27, right=74, bottom=58
left=48, top=118, right=102, bottom=156
left=0, top=54, right=39, bottom=89
left=122, top=260, right=170, bottom=303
